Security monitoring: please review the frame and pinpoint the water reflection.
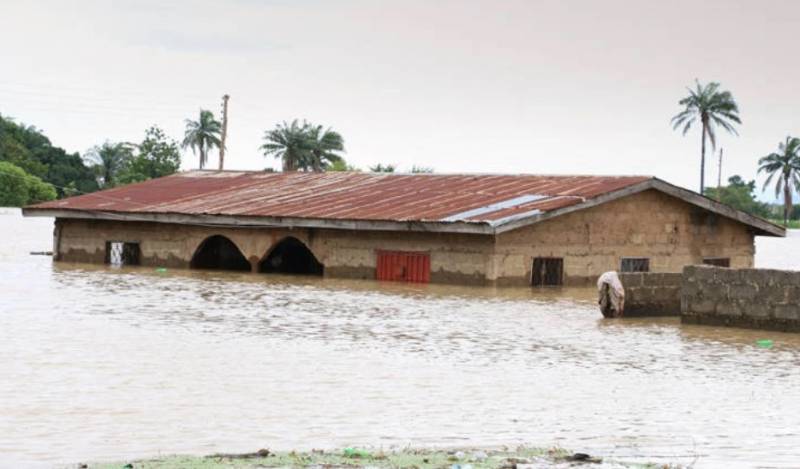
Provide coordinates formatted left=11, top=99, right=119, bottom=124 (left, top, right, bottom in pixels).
left=2, top=209, right=800, bottom=468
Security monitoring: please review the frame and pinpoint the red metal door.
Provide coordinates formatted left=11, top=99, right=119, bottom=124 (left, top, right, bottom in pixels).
left=376, top=251, right=430, bottom=283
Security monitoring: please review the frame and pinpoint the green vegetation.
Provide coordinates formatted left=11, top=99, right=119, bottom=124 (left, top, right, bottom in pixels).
left=329, top=158, right=361, bottom=171
left=411, top=165, right=434, bottom=173
left=183, top=110, right=222, bottom=170
left=87, top=446, right=665, bottom=469
left=0, top=113, right=183, bottom=205
left=757, top=136, right=800, bottom=226
left=671, top=80, right=741, bottom=194
left=261, top=119, right=345, bottom=171
left=85, top=126, right=182, bottom=189
left=704, top=175, right=770, bottom=219
left=84, top=142, right=134, bottom=189
left=0, top=161, right=57, bottom=206
left=369, top=163, right=396, bottom=173
left=0, top=113, right=97, bottom=198
left=118, top=126, right=182, bottom=184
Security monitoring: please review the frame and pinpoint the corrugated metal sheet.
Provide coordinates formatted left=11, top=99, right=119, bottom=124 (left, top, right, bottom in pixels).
left=28, top=171, right=651, bottom=225
left=376, top=251, right=431, bottom=283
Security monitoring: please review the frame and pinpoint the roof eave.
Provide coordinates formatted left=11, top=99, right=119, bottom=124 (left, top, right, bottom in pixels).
left=21, top=207, right=495, bottom=235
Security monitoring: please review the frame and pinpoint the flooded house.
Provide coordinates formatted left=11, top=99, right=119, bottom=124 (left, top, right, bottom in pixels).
left=23, top=171, right=784, bottom=286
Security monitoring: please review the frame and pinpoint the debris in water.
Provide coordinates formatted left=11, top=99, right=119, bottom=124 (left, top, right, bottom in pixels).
left=756, top=339, right=774, bottom=349
left=29, top=251, right=52, bottom=256
left=207, top=448, right=270, bottom=459
left=343, top=448, right=370, bottom=458
left=155, top=267, right=168, bottom=273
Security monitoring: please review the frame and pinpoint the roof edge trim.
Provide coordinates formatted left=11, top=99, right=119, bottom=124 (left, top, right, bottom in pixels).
left=492, top=178, right=786, bottom=237
left=21, top=208, right=495, bottom=235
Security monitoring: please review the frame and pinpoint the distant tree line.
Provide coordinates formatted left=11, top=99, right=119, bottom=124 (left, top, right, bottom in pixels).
left=0, top=113, right=96, bottom=204
left=0, top=112, right=181, bottom=206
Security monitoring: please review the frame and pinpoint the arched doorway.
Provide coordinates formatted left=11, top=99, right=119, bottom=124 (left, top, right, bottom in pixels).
left=259, top=237, right=323, bottom=276
left=190, top=235, right=251, bottom=271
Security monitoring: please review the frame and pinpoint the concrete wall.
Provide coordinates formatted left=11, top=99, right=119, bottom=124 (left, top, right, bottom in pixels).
left=681, top=265, right=800, bottom=332
left=494, top=189, right=755, bottom=286
left=618, top=272, right=682, bottom=316
left=52, top=189, right=758, bottom=286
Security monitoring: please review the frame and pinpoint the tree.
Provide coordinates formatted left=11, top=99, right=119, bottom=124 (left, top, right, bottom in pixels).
left=84, top=142, right=134, bottom=189
left=0, top=161, right=57, bottom=206
left=261, top=120, right=346, bottom=172
left=0, top=161, right=30, bottom=206
left=0, top=113, right=97, bottom=197
left=261, top=120, right=310, bottom=171
left=329, top=158, right=360, bottom=171
left=410, top=165, right=434, bottom=173
left=369, top=163, right=396, bottom=173
left=757, top=136, right=800, bottom=226
left=307, top=124, right=345, bottom=171
left=182, top=110, right=222, bottom=169
left=704, top=175, right=770, bottom=219
left=118, top=126, right=181, bottom=184
left=671, top=81, right=741, bottom=194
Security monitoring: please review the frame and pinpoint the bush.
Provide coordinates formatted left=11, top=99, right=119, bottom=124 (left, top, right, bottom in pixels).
left=0, top=161, right=58, bottom=206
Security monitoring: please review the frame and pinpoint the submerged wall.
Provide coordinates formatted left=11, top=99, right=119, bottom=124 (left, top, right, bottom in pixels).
left=618, top=272, right=682, bottom=316
left=681, top=265, right=800, bottom=332
left=53, top=218, right=494, bottom=284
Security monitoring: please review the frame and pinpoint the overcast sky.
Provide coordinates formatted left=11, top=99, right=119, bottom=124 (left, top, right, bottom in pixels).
left=3, top=0, right=799, bottom=198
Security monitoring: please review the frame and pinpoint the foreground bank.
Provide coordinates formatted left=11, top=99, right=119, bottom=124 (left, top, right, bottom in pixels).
left=86, top=447, right=659, bottom=469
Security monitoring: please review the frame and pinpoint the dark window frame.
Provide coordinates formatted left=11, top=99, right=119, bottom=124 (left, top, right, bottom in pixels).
left=620, top=257, right=650, bottom=273
left=702, top=257, right=730, bottom=267
left=531, top=257, right=564, bottom=287
left=105, top=241, right=141, bottom=266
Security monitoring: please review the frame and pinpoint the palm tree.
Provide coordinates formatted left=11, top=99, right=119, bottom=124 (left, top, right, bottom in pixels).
left=182, top=110, right=222, bottom=169
left=671, top=81, right=741, bottom=193
left=758, top=136, right=800, bottom=226
left=260, top=120, right=312, bottom=171
left=307, top=124, right=344, bottom=171
left=84, top=142, right=133, bottom=188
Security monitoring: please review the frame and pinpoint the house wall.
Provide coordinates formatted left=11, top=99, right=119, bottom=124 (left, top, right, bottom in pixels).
left=492, top=189, right=755, bottom=286
left=53, top=219, right=494, bottom=284
left=52, top=189, right=757, bottom=286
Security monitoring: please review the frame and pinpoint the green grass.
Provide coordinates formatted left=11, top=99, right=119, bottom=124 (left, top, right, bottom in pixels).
left=87, top=446, right=675, bottom=469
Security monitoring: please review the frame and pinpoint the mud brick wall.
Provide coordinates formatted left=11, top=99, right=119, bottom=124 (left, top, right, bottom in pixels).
left=495, top=189, right=755, bottom=286
left=618, top=272, right=682, bottom=316
left=681, top=265, right=800, bottom=332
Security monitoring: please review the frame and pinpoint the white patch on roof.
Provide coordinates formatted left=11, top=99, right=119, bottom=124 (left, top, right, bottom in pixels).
left=442, top=194, right=548, bottom=222
left=488, top=209, right=543, bottom=227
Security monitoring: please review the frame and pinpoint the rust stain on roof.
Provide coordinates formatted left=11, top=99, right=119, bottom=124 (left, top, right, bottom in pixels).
left=28, top=171, right=652, bottom=225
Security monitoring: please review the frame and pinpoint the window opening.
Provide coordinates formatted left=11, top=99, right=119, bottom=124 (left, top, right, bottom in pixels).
left=532, top=257, right=563, bottom=286
left=105, top=241, right=141, bottom=266
left=620, top=257, right=650, bottom=273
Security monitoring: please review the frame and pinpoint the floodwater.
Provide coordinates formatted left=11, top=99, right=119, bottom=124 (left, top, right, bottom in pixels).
left=2, top=208, right=800, bottom=469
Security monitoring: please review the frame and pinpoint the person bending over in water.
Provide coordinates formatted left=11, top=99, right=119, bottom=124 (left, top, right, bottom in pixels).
left=597, top=271, right=625, bottom=318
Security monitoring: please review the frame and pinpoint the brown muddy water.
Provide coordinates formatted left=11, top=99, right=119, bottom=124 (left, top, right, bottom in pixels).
left=2, top=208, right=800, bottom=468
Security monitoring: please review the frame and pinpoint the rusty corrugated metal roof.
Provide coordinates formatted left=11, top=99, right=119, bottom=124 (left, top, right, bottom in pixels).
left=27, top=171, right=651, bottom=226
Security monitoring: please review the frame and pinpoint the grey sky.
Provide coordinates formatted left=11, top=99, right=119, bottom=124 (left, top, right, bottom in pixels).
left=3, top=0, right=799, bottom=198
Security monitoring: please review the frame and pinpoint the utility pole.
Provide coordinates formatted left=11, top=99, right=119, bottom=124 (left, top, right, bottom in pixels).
left=219, top=94, right=230, bottom=170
